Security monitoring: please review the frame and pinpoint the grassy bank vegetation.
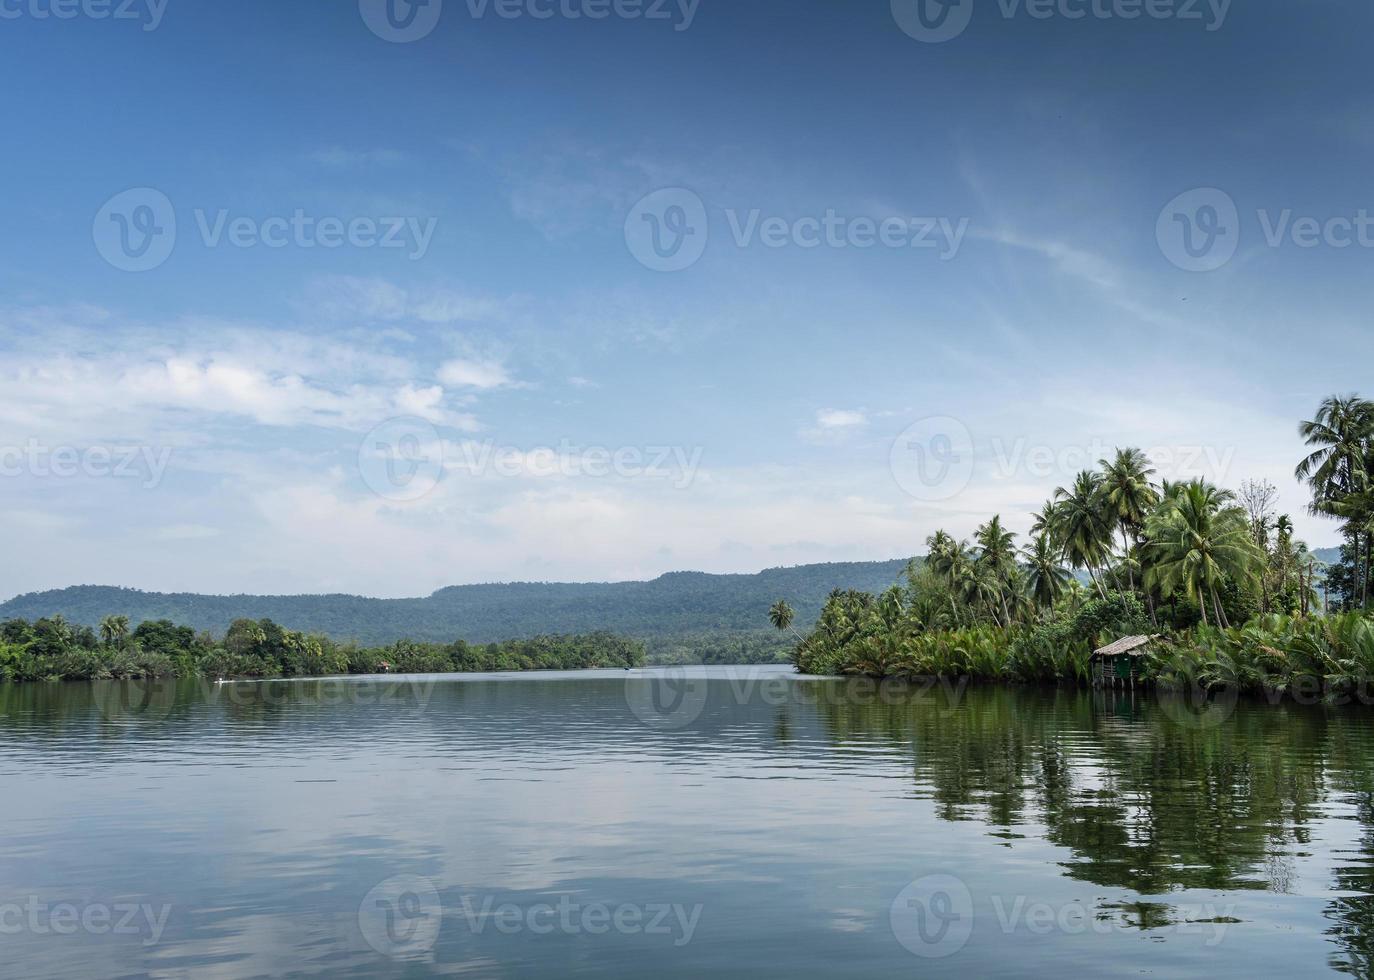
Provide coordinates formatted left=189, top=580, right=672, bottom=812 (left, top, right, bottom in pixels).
left=773, top=395, right=1374, bottom=702
left=0, top=615, right=643, bottom=683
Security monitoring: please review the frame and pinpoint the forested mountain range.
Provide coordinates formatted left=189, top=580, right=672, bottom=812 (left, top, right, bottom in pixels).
left=0, top=560, right=913, bottom=652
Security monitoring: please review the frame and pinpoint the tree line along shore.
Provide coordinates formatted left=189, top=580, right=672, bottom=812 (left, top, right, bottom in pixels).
left=0, top=616, right=643, bottom=683
left=767, top=395, right=1374, bottom=702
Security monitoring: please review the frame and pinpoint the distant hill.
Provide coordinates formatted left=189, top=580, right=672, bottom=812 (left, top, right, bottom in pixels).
left=1314, top=547, right=1342, bottom=566
left=0, top=560, right=914, bottom=652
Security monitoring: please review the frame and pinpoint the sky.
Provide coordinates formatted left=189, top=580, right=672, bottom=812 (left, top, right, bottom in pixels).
left=0, top=0, right=1370, bottom=599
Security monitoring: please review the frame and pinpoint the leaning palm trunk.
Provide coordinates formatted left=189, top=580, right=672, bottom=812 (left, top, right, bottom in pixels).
left=1211, top=587, right=1230, bottom=629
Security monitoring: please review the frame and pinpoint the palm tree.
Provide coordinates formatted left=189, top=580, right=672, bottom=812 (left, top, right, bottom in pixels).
left=1053, top=470, right=1116, bottom=597
left=1058, top=578, right=1089, bottom=616
left=768, top=600, right=794, bottom=632
left=1297, top=395, right=1374, bottom=607
left=925, top=530, right=958, bottom=572
left=1145, top=480, right=1264, bottom=627
left=1099, top=448, right=1159, bottom=590
left=1029, top=501, right=1060, bottom=550
left=975, top=515, right=1018, bottom=625
left=768, top=599, right=807, bottom=643
left=1293, top=543, right=1322, bottom=617
left=1297, top=395, right=1374, bottom=503
left=1022, top=533, right=1070, bottom=612
left=926, top=530, right=974, bottom=626
left=99, top=614, right=130, bottom=648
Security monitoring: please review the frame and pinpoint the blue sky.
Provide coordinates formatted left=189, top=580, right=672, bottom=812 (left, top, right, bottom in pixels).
left=0, top=0, right=1370, bottom=598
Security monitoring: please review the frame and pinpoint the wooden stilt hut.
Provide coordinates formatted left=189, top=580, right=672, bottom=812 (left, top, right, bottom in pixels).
left=1091, top=635, right=1157, bottom=688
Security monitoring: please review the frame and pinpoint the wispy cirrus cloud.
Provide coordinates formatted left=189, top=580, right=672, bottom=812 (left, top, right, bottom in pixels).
left=300, top=276, right=513, bottom=325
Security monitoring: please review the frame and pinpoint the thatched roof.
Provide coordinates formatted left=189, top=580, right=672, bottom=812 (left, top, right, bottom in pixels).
left=1093, top=635, right=1158, bottom=657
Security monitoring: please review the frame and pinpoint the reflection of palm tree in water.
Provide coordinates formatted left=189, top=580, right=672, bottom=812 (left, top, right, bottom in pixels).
left=811, top=686, right=1373, bottom=956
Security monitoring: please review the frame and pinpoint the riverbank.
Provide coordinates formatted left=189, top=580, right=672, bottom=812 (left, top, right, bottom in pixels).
left=0, top=614, right=644, bottom=683
left=791, top=590, right=1374, bottom=707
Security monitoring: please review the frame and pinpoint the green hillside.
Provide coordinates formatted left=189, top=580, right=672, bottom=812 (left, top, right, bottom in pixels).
left=0, top=559, right=913, bottom=659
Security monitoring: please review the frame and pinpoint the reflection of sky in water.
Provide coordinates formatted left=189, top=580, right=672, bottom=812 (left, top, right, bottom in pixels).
left=2, top=668, right=1373, bottom=977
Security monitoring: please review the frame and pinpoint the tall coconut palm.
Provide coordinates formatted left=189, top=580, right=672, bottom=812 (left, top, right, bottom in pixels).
left=1271, top=514, right=1295, bottom=597
left=1022, top=533, right=1070, bottom=612
left=1053, top=470, right=1116, bottom=597
left=1058, top=578, right=1089, bottom=616
left=925, top=530, right=959, bottom=573
left=1297, top=395, right=1374, bottom=607
left=1099, top=448, right=1159, bottom=590
left=926, top=530, right=975, bottom=626
left=1292, top=542, right=1322, bottom=617
left=1144, top=480, right=1264, bottom=627
left=768, top=600, right=795, bottom=633
left=1297, top=396, right=1374, bottom=505
left=1029, top=501, right=1060, bottom=550
left=974, top=515, right=1018, bottom=625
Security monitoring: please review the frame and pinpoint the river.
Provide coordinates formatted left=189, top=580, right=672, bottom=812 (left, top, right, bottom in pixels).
left=2, top=665, right=1372, bottom=977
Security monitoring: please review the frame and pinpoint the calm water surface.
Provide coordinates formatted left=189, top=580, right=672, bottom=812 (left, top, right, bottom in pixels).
left=4, top=666, right=1374, bottom=977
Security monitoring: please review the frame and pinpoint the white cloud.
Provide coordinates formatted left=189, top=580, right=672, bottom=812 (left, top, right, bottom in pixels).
left=800, top=408, right=869, bottom=445
left=436, top=359, right=513, bottom=390
left=0, top=308, right=491, bottom=444
left=815, top=409, right=868, bottom=430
